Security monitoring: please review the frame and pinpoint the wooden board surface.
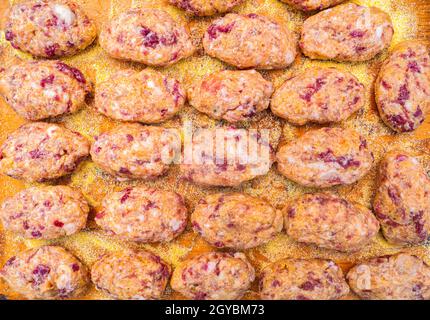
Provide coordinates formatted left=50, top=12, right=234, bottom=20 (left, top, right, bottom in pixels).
left=0, top=0, right=429, bottom=300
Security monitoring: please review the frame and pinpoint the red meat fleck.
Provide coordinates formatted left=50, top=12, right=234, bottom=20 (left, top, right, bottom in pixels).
left=381, top=81, right=392, bottom=90
left=29, top=149, right=45, bottom=159
left=350, top=30, right=365, bottom=38
left=5, top=30, right=14, bottom=41
left=272, top=280, right=281, bottom=287
left=119, top=167, right=131, bottom=175
left=408, top=61, right=421, bottom=73
left=194, top=292, right=207, bottom=300
left=207, top=22, right=235, bottom=40
left=140, top=27, right=160, bottom=48
left=32, top=264, right=50, bottom=285
left=287, top=208, right=296, bottom=218
left=213, top=241, right=224, bottom=248
left=40, top=74, right=55, bottom=88
left=53, top=220, right=64, bottom=227
left=397, top=84, right=410, bottom=106
left=120, top=188, right=132, bottom=203
left=299, top=78, right=326, bottom=102
left=31, top=230, right=42, bottom=238
left=126, top=134, right=134, bottom=142
left=45, top=43, right=60, bottom=57
left=71, top=263, right=80, bottom=272
left=5, top=256, right=16, bottom=266
left=56, top=62, right=86, bottom=84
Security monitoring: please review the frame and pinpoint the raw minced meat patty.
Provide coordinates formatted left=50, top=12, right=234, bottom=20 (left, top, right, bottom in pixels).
left=279, top=0, right=346, bottom=12
left=95, top=68, right=185, bottom=123
left=373, top=151, right=430, bottom=245
left=270, top=67, right=364, bottom=125
left=276, top=127, right=373, bottom=188
left=170, top=252, right=255, bottom=300
left=99, top=8, right=195, bottom=66
left=283, top=193, right=380, bottom=252
left=260, top=258, right=349, bottom=300
left=0, top=122, right=90, bottom=182
left=300, top=3, right=393, bottom=62
left=91, top=250, right=170, bottom=300
left=90, top=123, right=180, bottom=180
left=203, top=13, right=297, bottom=69
left=0, top=246, right=89, bottom=299
left=180, top=127, right=274, bottom=187
left=0, top=60, right=91, bottom=120
left=347, top=253, right=430, bottom=300
left=0, top=185, right=89, bottom=240
left=191, top=192, right=283, bottom=249
left=187, top=69, right=273, bottom=122
left=95, top=187, right=188, bottom=243
left=5, top=0, right=96, bottom=58
left=169, top=0, right=244, bottom=16
left=375, top=41, right=430, bottom=132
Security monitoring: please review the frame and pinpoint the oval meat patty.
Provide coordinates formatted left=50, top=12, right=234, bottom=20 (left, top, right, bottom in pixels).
left=203, top=13, right=297, bottom=69
left=280, top=0, right=346, bottom=12
left=95, top=187, right=188, bottom=243
left=99, top=8, right=195, bottom=66
left=188, top=70, right=273, bottom=122
left=375, top=41, right=430, bottom=132
left=91, top=250, right=170, bottom=300
left=283, top=193, right=380, bottom=252
left=95, top=69, right=185, bottom=123
left=169, top=0, right=244, bottom=16
left=0, top=60, right=91, bottom=121
left=300, top=3, right=393, bottom=62
left=5, top=0, right=96, bottom=58
left=276, top=127, right=373, bottom=188
left=347, top=253, right=430, bottom=300
left=170, top=252, right=255, bottom=300
left=0, top=122, right=90, bottom=182
left=260, top=258, right=349, bottom=300
left=90, top=123, right=180, bottom=180
left=271, top=67, right=364, bottom=125
left=0, top=246, right=89, bottom=299
left=191, top=193, right=283, bottom=249
left=373, top=151, right=430, bottom=245
left=0, top=186, right=89, bottom=239
left=180, top=128, right=274, bottom=187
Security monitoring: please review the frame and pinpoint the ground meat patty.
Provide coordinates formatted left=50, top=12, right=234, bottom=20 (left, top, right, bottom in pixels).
left=280, top=0, right=345, bottom=11
left=373, top=151, right=430, bottom=245
left=95, top=69, right=185, bottom=123
left=0, top=122, right=90, bottom=182
left=347, top=253, right=430, bottom=300
left=180, top=128, right=274, bottom=187
left=260, top=258, right=349, bottom=300
left=284, top=193, right=380, bottom=252
left=0, top=246, right=89, bottom=299
left=0, top=60, right=91, bottom=121
left=99, top=8, right=195, bottom=67
left=276, top=127, right=373, bottom=188
left=0, top=186, right=89, bottom=240
left=169, top=0, right=244, bottom=16
left=91, top=250, right=170, bottom=300
left=90, top=124, right=180, bottom=180
left=5, top=0, right=96, bottom=58
left=191, top=193, right=283, bottom=249
left=270, top=67, right=364, bottom=125
left=300, top=3, right=393, bottom=62
left=375, top=41, right=430, bottom=132
left=187, top=70, right=273, bottom=122
left=95, top=187, right=187, bottom=243
left=203, top=13, right=297, bottom=69
left=170, top=252, right=255, bottom=300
